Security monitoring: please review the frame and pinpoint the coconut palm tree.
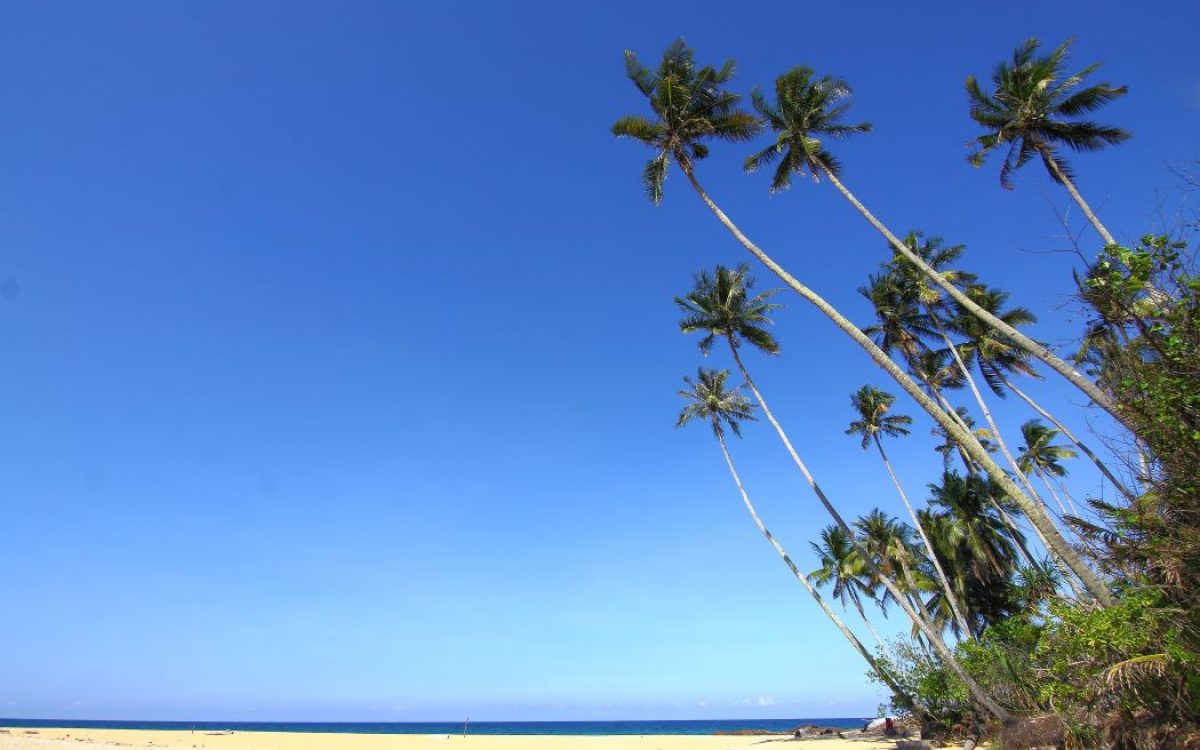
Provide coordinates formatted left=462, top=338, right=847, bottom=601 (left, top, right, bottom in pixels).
left=674, top=368, right=916, bottom=706
left=745, top=65, right=1128, bottom=429
left=676, top=264, right=782, bottom=358
left=808, top=525, right=886, bottom=648
left=999, top=372, right=1136, bottom=502
left=925, top=473, right=1025, bottom=636
left=614, top=41, right=1113, bottom=610
left=1018, top=419, right=1080, bottom=516
left=966, top=37, right=1130, bottom=246
left=847, top=385, right=972, bottom=637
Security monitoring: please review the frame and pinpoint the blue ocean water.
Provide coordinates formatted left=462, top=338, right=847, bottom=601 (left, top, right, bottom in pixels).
left=0, top=718, right=870, bottom=736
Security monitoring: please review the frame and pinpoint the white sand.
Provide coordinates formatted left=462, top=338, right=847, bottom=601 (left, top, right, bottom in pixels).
left=0, top=726, right=899, bottom=750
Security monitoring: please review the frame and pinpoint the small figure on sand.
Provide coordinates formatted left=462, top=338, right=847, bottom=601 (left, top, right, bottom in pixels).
left=884, top=717, right=897, bottom=736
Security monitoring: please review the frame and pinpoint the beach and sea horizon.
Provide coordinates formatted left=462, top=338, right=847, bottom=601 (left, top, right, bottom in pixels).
left=0, top=719, right=871, bottom=736
left=0, top=719, right=902, bottom=750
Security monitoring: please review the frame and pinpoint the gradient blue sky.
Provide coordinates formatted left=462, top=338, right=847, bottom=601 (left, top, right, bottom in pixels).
left=1, top=0, right=1197, bottom=723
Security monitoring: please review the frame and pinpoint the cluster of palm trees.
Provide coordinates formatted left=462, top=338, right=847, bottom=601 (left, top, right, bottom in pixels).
left=616, top=37, right=1136, bottom=721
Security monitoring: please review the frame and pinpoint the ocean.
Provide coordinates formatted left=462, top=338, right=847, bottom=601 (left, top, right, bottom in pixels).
left=0, top=718, right=870, bottom=736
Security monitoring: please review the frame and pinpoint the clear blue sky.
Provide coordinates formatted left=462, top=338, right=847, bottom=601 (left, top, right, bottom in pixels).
left=0, top=0, right=1196, bottom=723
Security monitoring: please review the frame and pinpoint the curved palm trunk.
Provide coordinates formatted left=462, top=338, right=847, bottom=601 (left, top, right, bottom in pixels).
left=711, top=431, right=913, bottom=707
left=1041, top=153, right=1118, bottom=247
left=873, top=434, right=973, bottom=639
left=817, top=163, right=1131, bottom=433
left=682, top=167, right=1115, bottom=610
left=1000, top=374, right=1137, bottom=502
left=721, top=339, right=1010, bottom=720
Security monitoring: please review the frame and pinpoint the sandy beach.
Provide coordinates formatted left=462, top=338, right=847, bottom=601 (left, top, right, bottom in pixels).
left=0, top=727, right=901, bottom=750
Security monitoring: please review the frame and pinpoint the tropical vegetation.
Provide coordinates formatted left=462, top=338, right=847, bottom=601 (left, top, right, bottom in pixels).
left=615, top=36, right=1199, bottom=748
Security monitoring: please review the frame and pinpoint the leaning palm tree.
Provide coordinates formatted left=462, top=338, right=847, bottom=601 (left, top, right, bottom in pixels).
left=808, top=525, right=886, bottom=648
left=847, top=385, right=972, bottom=637
left=745, top=65, right=1128, bottom=429
left=671, top=272, right=1009, bottom=715
left=1018, top=419, right=1080, bottom=516
left=886, top=236, right=1136, bottom=501
left=614, top=41, right=1112, bottom=610
left=966, top=37, right=1130, bottom=247
left=674, top=368, right=916, bottom=707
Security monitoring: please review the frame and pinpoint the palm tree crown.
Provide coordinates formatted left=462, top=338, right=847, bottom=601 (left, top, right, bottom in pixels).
left=676, top=264, right=782, bottom=356
left=846, top=385, right=912, bottom=450
left=676, top=368, right=757, bottom=438
left=612, top=39, right=762, bottom=204
left=744, top=66, right=872, bottom=191
left=1017, top=419, right=1078, bottom=478
left=966, top=37, right=1130, bottom=189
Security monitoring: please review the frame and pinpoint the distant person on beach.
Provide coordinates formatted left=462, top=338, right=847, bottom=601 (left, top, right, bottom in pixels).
left=884, top=718, right=897, bottom=736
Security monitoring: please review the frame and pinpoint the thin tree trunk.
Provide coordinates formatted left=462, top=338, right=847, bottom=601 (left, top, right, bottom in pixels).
left=712, top=431, right=913, bottom=706
left=852, top=598, right=888, bottom=652
left=934, top=325, right=1057, bottom=528
left=1036, top=469, right=1070, bottom=516
left=1042, top=153, right=1118, bottom=247
left=818, top=163, right=1131, bottom=433
left=874, top=435, right=973, bottom=639
left=682, top=167, right=1115, bottom=609
left=929, top=323, right=1092, bottom=600
left=1000, top=374, right=1137, bottom=503
left=721, top=338, right=1010, bottom=720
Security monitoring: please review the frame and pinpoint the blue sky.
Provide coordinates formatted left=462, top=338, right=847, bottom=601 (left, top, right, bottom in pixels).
left=0, top=0, right=1197, bottom=723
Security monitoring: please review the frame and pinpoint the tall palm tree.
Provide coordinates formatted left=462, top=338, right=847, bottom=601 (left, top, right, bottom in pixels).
left=745, top=65, right=1128, bottom=430
left=614, top=41, right=1113, bottom=609
left=670, top=273, right=1009, bottom=714
left=672, top=265, right=1016, bottom=713
left=966, top=37, right=1130, bottom=246
left=674, top=368, right=915, bottom=706
left=808, top=525, right=886, bottom=648
left=1018, top=419, right=1080, bottom=516
left=847, top=385, right=972, bottom=637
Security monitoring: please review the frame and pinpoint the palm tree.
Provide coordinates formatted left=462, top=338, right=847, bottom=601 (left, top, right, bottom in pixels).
left=966, top=37, right=1130, bottom=246
left=1018, top=419, right=1080, bottom=516
left=808, top=525, right=886, bottom=648
left=925, top=473, right=1025, bottom=637
left=611, top=39, right=761, bottom=205
left=670, top=272, right=1009, bottom=715
left=847, top=385, right=972, bottom=637
left=999, top=372, right=1137, bottom=502
left=613, top=41, right=1113, bottom=609
left=745, top=64, right=1128, bottom=430
left=674, top=368, right=915, bottom=707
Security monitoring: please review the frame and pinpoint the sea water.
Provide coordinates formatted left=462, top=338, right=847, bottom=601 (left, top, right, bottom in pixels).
left=0, top=718, right=870, bottom=736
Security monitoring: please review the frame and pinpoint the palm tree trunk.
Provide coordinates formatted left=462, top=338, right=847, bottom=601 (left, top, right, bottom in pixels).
left=1035, top=468, right=1070, bottom=516
left=1041, top=152, right=1118, bottom=247
left=933, top=326, right=1056, bottom=525
left=927, top=322, right=1095, bottom=600
left=999, top=374, right=1137, bottom=502
left=873, top=435, right=973, bottom=639
left=852, top=598, right=888, bottom=652
left=712, top=431, right=914, bottom=707
left=681, top=167, right=1116, bottom=610
left=720, top=338, right=1010, bottom=719
left=817, top=162, right=1131, bottom=433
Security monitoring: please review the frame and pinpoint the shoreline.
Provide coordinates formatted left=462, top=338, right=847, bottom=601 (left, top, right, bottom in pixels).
left=0, top=726, right=900, bottom=749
